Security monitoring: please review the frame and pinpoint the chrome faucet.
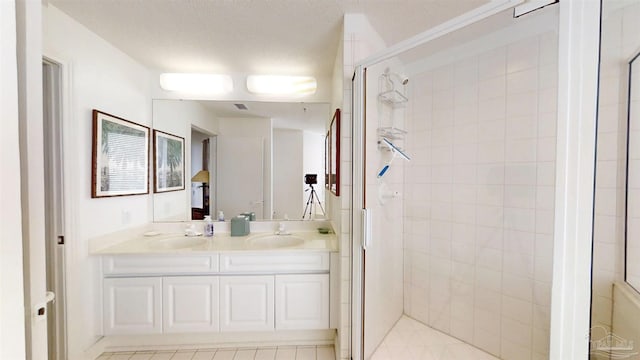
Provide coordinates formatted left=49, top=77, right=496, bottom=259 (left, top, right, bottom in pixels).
left=275, top=222, right=290, bottom=235
left=184, top=224, right=201, bottom=237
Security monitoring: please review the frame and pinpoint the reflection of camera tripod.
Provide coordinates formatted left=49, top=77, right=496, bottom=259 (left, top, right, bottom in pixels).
left=302, top=184, right=325, bottom=220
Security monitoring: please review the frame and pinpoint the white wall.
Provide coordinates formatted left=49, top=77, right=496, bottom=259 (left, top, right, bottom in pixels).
left=273, top=129, right=304, bottom=219
left=217, top=117, right=272, bottom=218
left=0, top=0, right=27, bottom=358
left=328, top=27, right=346, bottom=360
left=303, top=131, right=326, bottom=216
left=402, top=12, right=558, bottom=360
left=43, top=5, right=153, bottom=358
left=152, top=100, right=218, bottom=221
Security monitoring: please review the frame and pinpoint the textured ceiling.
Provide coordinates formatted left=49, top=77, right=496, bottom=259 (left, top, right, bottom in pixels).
left=48, top=0, right=490, bottom=132
left=197, top=100, right=330, bottom=134
left=48, top=0, right=490, bottom=78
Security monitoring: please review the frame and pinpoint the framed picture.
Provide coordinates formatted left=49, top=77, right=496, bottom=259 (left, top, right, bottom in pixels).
left=91, top=110, right=150, bottom=198
left=153, top=129, right=185, bottom=193
left=325, top=132, right=330, bottom=190
left=329, top=109, right=341, bottom=196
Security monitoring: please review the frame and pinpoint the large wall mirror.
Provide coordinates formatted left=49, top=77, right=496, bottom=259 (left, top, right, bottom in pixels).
left=152, top=99, right=330, bottom=222
left=626, top=52, right=640, bottom=292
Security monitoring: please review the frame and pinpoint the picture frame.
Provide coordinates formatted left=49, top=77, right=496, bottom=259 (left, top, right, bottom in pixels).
left=91, top=110, right=150, bottom=198
left=325, top=131, right=331, bottom=190
left=329, top=109, right=341, bottom=196
left=153, top=129, right=185, bottom=193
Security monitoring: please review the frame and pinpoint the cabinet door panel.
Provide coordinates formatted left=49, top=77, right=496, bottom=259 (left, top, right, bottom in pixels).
left=275, top=274, right=329, bottom=330
left=163, top=276, right=219, bottom=333
left=104, top=277, right=162, bottom=335
left=220, top=276, right=274, bottom=331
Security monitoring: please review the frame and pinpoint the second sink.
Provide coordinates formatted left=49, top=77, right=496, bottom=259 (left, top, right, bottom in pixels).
left=245, top=234, right=305, bottom=249
left=149, top=236, right=207, bottom=250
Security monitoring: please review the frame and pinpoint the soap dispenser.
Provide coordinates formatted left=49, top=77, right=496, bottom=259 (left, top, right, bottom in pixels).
left=204, top=215, right=214, bottom=237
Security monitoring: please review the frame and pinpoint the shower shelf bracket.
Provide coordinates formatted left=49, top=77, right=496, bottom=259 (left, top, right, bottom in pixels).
left=377, top=127, right=407, bottom=151
left=378, top=90, right=408, bottom=107
left=377, top=127, right=407, bottom=139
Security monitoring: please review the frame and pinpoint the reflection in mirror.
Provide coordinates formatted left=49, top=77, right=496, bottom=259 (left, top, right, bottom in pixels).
left=591, top=2, right=640, bottom=358
left=627, top=52, right=640, bottom=291
left=190, top=132, right=211, bottom=220
left=152, top=100, right=330, bottom=222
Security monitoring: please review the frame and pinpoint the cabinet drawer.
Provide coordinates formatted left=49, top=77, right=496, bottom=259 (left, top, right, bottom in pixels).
left=220, top=252, right=329, bottom=273
left=103, top=255, right=219, bottom=275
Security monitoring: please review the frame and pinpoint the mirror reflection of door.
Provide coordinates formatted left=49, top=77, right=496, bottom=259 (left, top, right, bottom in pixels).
left=191, top=129, right=212, bottom=220
left=217, top=136, right=265, bottom=219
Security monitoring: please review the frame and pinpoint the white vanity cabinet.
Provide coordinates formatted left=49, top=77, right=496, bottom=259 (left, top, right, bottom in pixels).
left=103, top=277, right=162, bottom=335
left=220, top=275, right=274, bottom=331
left=163, top=276, right=219, bottom=333
left=101, top=252, right=331, bottom=335
left=275, top=274, right=329, bottom=330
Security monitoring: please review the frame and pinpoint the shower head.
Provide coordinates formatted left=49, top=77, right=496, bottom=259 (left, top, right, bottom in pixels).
left=382, top=68, right=408, bottom=87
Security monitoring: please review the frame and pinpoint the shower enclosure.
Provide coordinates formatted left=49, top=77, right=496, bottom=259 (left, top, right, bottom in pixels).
left=351, top=1, right=561, bottom=359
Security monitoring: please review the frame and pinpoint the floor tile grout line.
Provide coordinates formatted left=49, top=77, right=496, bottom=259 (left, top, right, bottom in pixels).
left=103, top=345, right=335, bottom=360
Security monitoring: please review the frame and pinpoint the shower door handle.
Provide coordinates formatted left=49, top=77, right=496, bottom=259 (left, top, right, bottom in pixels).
left=362, top=208, right=372, bottom=250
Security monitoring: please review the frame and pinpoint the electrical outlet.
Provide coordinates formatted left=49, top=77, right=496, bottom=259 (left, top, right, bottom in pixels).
left=121, top=209, right=131, bottom=225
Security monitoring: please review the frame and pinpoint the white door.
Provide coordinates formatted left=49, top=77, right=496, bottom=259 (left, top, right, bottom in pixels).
left=104, top=277, right=162, bottom=335
left=275, top=274, right=329, bottom=330
left=43, top=58, right=68, bottom=360
left=163, top=276, right=219, bottom=333
left=217, top=137, right=265, bottom=218
left=220, top=275, right=274, bottom=332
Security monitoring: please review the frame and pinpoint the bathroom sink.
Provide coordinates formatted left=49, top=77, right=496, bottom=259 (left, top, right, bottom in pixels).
left=245, top=234, right=305, bottom=249
left=149, top=236, right=207, bottom=250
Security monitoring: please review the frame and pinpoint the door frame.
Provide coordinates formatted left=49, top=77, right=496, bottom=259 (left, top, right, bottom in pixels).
left=42, top=56, right=69, bottom=360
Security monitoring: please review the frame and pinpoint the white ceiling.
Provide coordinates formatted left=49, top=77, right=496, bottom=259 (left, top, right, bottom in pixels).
left=198, top=100, right=330, bottom=134
left=48, top=0, right=490, bottom=78
left=47, top=0, right=490, bottom=132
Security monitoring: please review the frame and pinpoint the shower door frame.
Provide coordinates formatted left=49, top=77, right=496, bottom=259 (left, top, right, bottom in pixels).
left=350, top=0, right=601, bottom=359
left=350, top=0, right=528, bottom=358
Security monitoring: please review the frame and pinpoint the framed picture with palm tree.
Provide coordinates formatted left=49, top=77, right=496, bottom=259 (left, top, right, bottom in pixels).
left=153, top=129, right=185, bottom=193
left=91, top=109, right=150, bottom=198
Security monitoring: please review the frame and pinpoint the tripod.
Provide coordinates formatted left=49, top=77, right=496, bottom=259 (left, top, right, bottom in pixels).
left=302, top=184, right=325, bottom=220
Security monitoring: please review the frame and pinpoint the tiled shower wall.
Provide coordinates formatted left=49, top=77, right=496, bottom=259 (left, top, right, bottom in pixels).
left=402, top=30, right=558, bottom=360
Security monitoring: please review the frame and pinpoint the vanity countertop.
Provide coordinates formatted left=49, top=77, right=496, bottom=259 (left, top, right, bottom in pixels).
left=92, top=231, right=338, bottom=255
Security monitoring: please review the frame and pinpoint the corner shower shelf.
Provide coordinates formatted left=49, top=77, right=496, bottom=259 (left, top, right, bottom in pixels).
left=378, top=90, right=408, bottom=106
left=377, top=127, right=407, bottom=140
left=377, top=128, right=407, bottom=153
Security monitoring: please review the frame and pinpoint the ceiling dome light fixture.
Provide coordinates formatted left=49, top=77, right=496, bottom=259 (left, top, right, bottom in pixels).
left=246, top=75, right=317, bottom=96
left=159, top=73, right=233, bottom=94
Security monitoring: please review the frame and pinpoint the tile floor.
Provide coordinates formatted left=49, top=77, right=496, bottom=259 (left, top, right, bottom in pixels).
left=98, top=316, right=495, bottom=360
left=97, top=346, right=335, bottom=360
left=370, top=316, right=499, bottom=360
